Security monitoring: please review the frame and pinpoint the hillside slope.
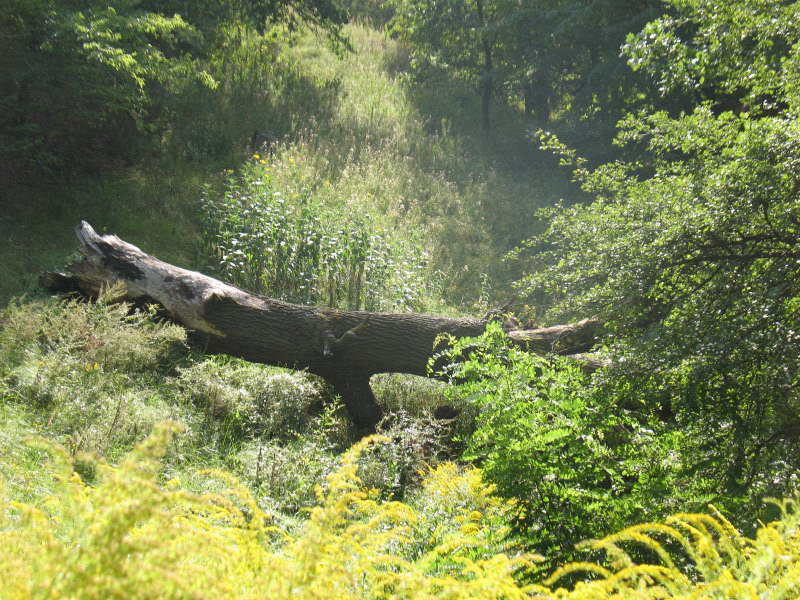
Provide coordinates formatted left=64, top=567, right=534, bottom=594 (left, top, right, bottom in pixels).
left=1, top=24, right=574, bottom=311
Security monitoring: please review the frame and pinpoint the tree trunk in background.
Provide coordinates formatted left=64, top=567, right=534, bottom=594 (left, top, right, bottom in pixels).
left=533, top=70, right=551, bottom=125
left=44, top=222, right=604, bottom=432
left=476, top=0, right=493, bottom=134
left=480, top=63, right=493, bottom=134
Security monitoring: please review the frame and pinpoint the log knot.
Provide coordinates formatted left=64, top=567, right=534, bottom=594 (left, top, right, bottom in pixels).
left=97, top=242, right=145, bottom=281
left=320, top=315, right=372, bottom=358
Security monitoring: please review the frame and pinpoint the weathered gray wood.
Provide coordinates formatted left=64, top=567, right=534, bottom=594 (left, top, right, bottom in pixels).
left=52, top=221, right=604, bottom=431
left=507, top=319, right=604, bottom=354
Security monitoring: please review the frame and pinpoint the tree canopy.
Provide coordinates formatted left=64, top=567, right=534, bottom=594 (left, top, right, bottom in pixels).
left=516, top=0, right=800, bottom=509
left=0, top=0, right=346, bottom=178
left=390, top=0, right=663, bottom=137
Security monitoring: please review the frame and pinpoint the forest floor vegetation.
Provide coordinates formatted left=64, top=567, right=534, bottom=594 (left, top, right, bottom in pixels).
left=3, top=10, right=800, bottom=597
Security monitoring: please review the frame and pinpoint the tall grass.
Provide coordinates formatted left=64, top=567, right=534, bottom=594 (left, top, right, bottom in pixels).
left=196, top=23, right=577, bottom=312
left=200, top=153, right=434, bottom=310
left=287, top=24, right=575, bottom=306
left=1, top=20, right=572, bottom=310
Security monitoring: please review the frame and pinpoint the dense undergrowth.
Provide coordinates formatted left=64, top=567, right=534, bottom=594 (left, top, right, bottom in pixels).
left=2, top=406, right=800, bottom=598
left=4, top=1, right=800, bottom=596
left=0, top=292, right=450, bottom=513
left=1, top=277, right=799, bottom=598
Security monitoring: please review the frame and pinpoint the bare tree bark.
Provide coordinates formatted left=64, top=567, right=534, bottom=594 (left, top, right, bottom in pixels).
left=44, top=222, right=604, bottom=432
left=475, top=0, right=493, bottom=135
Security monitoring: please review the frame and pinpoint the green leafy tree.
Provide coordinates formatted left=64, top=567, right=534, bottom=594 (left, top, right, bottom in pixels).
left=434, top=324, right=690, bottom=568
left=1, top=0, right=346, bottom=178
left=1, top=0, right=206, bottom=174
left=391, top=0, right=511, bottom=133
left=517, top=0, right=800, bottom=516
left=501, top=1, right=661, bottom=125
left=391, top=0, right=663, bottom=142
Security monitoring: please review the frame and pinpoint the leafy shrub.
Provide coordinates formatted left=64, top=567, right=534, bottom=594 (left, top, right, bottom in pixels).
left=0, top=292, right=186, bottom=376
left=435, top=324, right=669, bottom=566
left=0, top=0, right=209, bottom=175
left=1, top=0, right=346, bottom=178
left=173, top=358, right=321, bottom=442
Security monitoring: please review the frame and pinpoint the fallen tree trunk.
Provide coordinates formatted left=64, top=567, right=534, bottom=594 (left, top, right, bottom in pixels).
left=44, top=222, right=604, bottom=431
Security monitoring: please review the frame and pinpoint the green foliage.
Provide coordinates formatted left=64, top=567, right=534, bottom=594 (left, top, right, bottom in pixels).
left=0, top=295, right=338, bottom=507
left=0, top=428, right=532, bottom=599
left=249, top=23, right=569, bottom=307
left=390, top=0, right=496, bottom=86
left=403, top=462, right=521, bottom=567
left=390, top=0, right=664, bottom=141
left=371, top=373, right=449, bottom=416
left=359, top=410, right=449, bottom=500
left=341, top=0, right=396, bottom=26
left=2, top=19, right=565, bottom=311
left=540, top=499, right=800, bottom=598
left=0, top=293, right=189, bottom=458
left=0, top=294, right=485, bottom=529
left=234, top=435, right=341, bottom=515
left=0, top=403, right=57, bottom=505
left=3, top=423, right=800, bottom=598
left=147, top=0, right=348, bottom=40
left=200, top=151, right=432, bottom=310
left=0, top=0, right=208, bottom=175
left=515, top=0, right=800, bottom=527
left=10, top=4, right=800, bottom=592
left=0, top=0, right=347, bottom=179
left=174, top=358, right=322, bottom=442
left=435, top=324, right=663, bottom=566
left=623, top=0, right=800, bottom=108
left=390, top=0, right=505, bottom=133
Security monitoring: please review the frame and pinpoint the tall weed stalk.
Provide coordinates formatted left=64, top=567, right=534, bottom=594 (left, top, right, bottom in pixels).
left=200, top=153, right=431, bottom=311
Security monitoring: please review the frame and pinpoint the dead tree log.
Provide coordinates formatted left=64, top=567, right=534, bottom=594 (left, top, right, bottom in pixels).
left=45, top=222, right=604, bottom=432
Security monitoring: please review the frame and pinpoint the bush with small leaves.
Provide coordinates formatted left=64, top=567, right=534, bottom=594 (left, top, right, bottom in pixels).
left=172, top=358, right=321, bottom=442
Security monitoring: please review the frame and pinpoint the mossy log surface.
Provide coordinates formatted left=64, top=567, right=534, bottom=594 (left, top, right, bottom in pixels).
left=44, top=222, right=604, bottom=431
